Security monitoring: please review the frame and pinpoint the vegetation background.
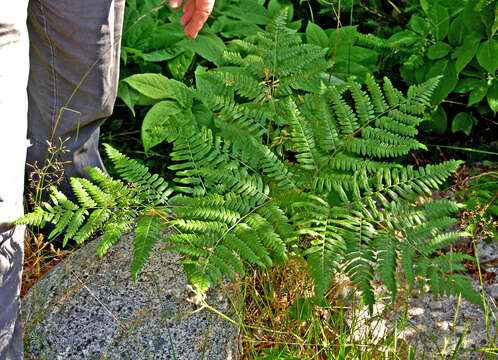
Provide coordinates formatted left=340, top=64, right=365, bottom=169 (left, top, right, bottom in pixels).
left=19, top=0, right=497, bottom=359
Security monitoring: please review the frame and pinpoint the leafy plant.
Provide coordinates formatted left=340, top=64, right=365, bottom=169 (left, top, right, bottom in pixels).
left=358, top=0, right=498, bottom=136
left=118, top=0, right=382, bottom=119
left=118, top=0, right=296, bottom=116
left=17, top=10, right=481, bottom=311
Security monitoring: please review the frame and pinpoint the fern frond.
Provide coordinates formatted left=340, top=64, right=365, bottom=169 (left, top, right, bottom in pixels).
left=375, top=235, right=398, bottom=299
left=288, top=98, right=326, bottom=170
left=418, top=231, right=469, bottom=256
left=301, top=94, right=343, bottom=152
left=97, top=220, right=131, bottom=257
left=361, top=127, right=426, bottom=151
left=131, top=214, right=166, bottom=280
left=326, top=87, right=360, bottom=135
left=63, top=209, right=88, bottom=246
left=329, top=153, right=401, bottom=173
left=248, top=137, right=297, bottom=190
left=345, top=224, right=376, bottom=311
left=382, top=77, right=403, bottom=107
left=71, top=178, right=97, bottom=208
left=104, top=144, right=171, bottom=204
left=375, top=116, right=418, bottom=137
left=349, top=81, right=375, bottom=126
left=407, top=76, right=441, bottom=106
left=73, top=209, right=111, bottom=244
left=365, top=73, right=388, bottom=114
left=400, top=243, right=416, bottom=289
left=16, top=206, right=50, bottom=227
left=346, top=138, right=412, bottom=158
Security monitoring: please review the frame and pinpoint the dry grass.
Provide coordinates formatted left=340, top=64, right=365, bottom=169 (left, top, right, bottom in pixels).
left=239, top=258, right=413, bottom=359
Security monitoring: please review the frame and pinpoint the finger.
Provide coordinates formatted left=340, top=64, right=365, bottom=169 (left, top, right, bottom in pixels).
left=184, top=9, right=210, bottom=38
left=169, top=0, right=183, bottom=9
left=180, top=0, right=195, bottom=26
left=184, top=0, right=214, bottom=37
left=196, top=0, right=215, bottom=14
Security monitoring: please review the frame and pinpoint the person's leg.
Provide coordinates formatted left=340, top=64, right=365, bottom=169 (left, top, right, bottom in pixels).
left=0, top=2, right=29, bottom=359
left=26, top=0, right=125, bottom=194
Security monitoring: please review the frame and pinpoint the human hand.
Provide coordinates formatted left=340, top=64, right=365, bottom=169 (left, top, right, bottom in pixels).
left=169, top=0, right=215, bottom=39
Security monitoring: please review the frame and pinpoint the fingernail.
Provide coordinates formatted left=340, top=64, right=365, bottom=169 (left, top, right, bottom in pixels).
left=170, top=0, right=180, bottom=8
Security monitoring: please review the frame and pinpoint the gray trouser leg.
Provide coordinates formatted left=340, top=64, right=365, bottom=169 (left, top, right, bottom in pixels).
left=0, top=2, right=29, bottom=360
left=26, top=0, right=125, bottom=191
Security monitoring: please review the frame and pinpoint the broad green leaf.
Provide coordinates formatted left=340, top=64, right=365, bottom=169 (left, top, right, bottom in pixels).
left=192, top=103, right=214, bottom=130
left=121, top=46, right=144, bottom=60
left=492, top=2, right=498, bottom=37
left=328, top=26, right=358, bottom=57
left=179, top=34, right=226, bottom=66
left=349, top=46, right=378, bottom=64
left=454, top=78, right=483, bottom=93
left=476, top=0, right=496, bottom=37
left=476, top=39, right=498, bottom=73
left=453, top=34, right=481, bottom=73
left=268, top=0, right=294, bottom=19
left=462, top=0, right=486, bottom=35
left=387, top=30, right=420, bottom=48
left=118, top=81, right=138, bottom=116
left=142, top=48, right=180, bottom=62
left=306, top=22, right=329, bottom=48
left=436, top=0, right=467, bottom=16
left=452, top=112, right=477, bottom=136
left=141, top=0, right=165, bottom=13
left=220, top=20, right=262, bottom=38
left=123, top=16, right=155, bottom=50
left=168, top=51, right=195, bottom=80
left=414, top=62, right=431, bottom=84
left=141, top=100, right=184, bottom=152
left=427, top=59, right=458, bottom=105
left=487, top=80, right=498, bottom=114
left=426, top=106, right=448, bottom=135
left=467, top=80, right=488, bottom=106
left=137, top=61, right=162, bottom=75
left=146, top=23, right=185, bottom=51
left=429, top=4, right=450, bottom=41
left=288, top=19, right=302, bottom=30
left=427, top=42, right=452, bottom=60
left=123, top=73, right=191, bottom=107
left=409, top=14, right=430, bottom=36
left=117, top=81, right=158, bottom=116
left=448, top=14, right=465, bottom=46
left=420, top=0, right=431, bottom=14
left=223, top=0, right=272, bottom=24
left=333, top=61, right=372, bottom=83
left=210, top=15, right=232, bottom=34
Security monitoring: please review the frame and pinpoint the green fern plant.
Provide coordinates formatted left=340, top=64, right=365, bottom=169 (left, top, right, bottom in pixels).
left=17, top=9, right=481, bottom=310
left=18, top=145, right=172, bottom=281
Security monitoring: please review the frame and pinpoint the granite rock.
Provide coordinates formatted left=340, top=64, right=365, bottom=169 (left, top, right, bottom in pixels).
left=22, top=233, right=241, bottom=360
left=341, top=238, right=498, bottom=360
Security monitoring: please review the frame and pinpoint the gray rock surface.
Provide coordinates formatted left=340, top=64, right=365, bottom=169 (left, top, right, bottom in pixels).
left=22, top=233, right=241, bottom=360
left=341, top=240, right=497, bottom=359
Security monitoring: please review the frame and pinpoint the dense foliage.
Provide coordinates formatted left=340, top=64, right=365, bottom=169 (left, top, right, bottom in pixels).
left=357, top=0, right=497, bottom=136
left=18, top=10, right=483, bottom=311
